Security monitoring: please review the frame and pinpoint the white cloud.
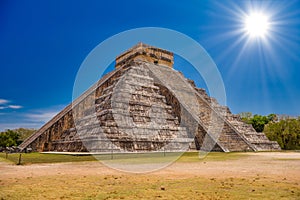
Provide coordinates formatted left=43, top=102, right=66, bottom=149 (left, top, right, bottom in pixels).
left=0, top=99, right=23, bottom=110
left=0, top=99, right=9, bottom=105
left=26, top=111, right=59, bottom=123
left=0, top=105, right=65, bottom=131
left=8, top=105, right=23, bottom=109
left=25, top=105, right=65, bottom=124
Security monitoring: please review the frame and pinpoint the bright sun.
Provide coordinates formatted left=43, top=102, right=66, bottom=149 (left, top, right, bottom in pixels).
left=244, top=13, right=270, bottom=38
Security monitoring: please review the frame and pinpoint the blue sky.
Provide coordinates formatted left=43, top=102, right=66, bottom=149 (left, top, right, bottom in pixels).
left=0, top=0, right=300, bottom=131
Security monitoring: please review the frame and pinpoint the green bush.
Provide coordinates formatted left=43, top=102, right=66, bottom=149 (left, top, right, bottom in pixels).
left=0, top=129, right=20, bottom=147
left=264, top=117, right=300, bottom=150
left=0, top=128, right=36, bottom=148
left=239, top=112, right=276, bottom=132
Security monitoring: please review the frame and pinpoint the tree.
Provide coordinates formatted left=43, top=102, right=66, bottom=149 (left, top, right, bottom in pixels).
left=0, top=128, right=36, bottom=148
left=239, top=113, right=276, bottom=132
left=0, top=129, right=20, bottom=147
left=249, top=115, right=270, bottom=132
left=264, top=118, right=300, bottom=150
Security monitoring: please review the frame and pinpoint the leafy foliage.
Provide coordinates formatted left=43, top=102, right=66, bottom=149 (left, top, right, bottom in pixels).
left=264, top=117, right=300, bottom=150
left=239, top=112, right=276, bottom=132
left=0, top=129, right=20, bottom=147
left=0, top=128, right=36, bottom=148
left=239, top=112, right=300, bottom=150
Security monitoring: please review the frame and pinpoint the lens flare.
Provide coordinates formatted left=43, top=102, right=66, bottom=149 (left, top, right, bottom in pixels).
left=244, top=13, right=270, bottom=38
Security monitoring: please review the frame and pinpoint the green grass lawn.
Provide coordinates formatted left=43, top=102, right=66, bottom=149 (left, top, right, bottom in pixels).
left=0, top=152, right=97, bottom=164
left=0, top=151, right=249, bottom=165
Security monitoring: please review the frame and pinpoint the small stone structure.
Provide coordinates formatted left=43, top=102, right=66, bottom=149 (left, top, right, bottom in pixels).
left=19, top=43, right=280, bottom=152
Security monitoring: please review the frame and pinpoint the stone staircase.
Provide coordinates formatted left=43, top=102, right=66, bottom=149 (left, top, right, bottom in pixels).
left=227, top=115, right=281, bottom=150
left=192, top=75, right=280, bottom=151
left=145, top=62, right=257, bottom=152
left=44, top=63, right=192, bottom=152
left=18, top=66, right=121, bottom=152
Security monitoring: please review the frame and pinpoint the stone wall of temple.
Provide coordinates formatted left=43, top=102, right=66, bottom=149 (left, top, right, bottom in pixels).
left=115, top=43, right=174, bottom=69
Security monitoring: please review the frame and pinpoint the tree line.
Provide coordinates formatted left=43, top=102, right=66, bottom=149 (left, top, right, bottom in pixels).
left=0, top=128, right=36, bottom=148
left=239, top=112, right=300, bottom=150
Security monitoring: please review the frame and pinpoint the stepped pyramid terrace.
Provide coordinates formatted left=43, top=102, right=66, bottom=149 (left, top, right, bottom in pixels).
left=19, top=43, right=281, bottom=153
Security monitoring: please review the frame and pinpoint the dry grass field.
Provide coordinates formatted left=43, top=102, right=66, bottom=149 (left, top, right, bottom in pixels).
left=0, top=152, right=299, bottom=199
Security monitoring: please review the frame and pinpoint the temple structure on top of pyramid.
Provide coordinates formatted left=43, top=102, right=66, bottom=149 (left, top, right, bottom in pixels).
left=19, top=43, right=280, bottom=152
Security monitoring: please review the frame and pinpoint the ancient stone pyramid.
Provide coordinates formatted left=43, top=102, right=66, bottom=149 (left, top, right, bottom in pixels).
left=19, top=43, right=280, bottom=152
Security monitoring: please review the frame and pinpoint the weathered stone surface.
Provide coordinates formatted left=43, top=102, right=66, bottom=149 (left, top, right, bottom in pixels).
left=19, top=43, right=280, bottom=152
left=115, top=43, right=174, bottom=69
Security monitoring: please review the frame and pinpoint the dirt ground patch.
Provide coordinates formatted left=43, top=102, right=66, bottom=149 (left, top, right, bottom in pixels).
left=0, top=152, right=299, bottom=199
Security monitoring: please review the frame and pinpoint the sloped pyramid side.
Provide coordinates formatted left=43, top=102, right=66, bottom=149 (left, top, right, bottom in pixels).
left=19, top=62, right=193, bottom=152
left=19, top=60, right=280, bottom=152
left=145, top=62, right=255, bottom=152
left=73, top=62, right=193, bottom=152
left=18, top=68, right=121, bottom=151
left=145, top=62, right=280, bottom=151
